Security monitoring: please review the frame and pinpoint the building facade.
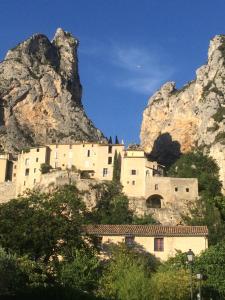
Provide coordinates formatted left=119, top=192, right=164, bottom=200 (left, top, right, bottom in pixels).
left=0, top=143, right=199, bottom=209
left=84, top=224, right=208, bottom=261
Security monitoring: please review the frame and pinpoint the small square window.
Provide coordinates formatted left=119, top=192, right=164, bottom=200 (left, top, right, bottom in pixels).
left=36, top=158, right=39, bottom=163
left=34, top=168, right=36, bottom=173
left=13, top=173, right=16, bottom=177
left=87, top=150, right=90, bottom=157
left=37, top=148, right=39, bottom=152
left=155, top=184, right=158, bottom=190
left=14, top=165, right=17, bottom=169
left=175, top=187, right=178, bottom=192
left=186, top=188, right=189, bottom=192
left=154, top=238, right=164, bottom=251
left=108, top=157, right=112, bottom=164
left=24, top=181, right=26, bottom=186
left=131, top=170, right=136, bottom=175
left=132, top=180, right=135, bottom=185
left=25, top=168, right=29, bottom=176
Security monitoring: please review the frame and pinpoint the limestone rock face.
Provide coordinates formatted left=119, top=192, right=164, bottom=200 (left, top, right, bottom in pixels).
left=140, top=35, right=225, bottom=192
left=0, top=28, right=104, bottom=152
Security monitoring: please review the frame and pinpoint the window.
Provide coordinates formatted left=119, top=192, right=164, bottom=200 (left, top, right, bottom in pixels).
left=24, top=181, right=26, bottom=186
left=155, top=184, right=158, bottom=190
left=108, top=146, right=112, bottom=153
left=154, top=238, right=164, bottom=251
left=125, top=235, right=135, bottom=247
left=14, top=165, right=17, bottom=169
left=132, top=180, right=135, bottom=185
left=131, top=169, right=136, bottom=175
left=186, top=188, right=189, bottom=192
left=25, top=158, right=29, bottom=166
left=33, top=179, right=36, bottom=184
left=25, top=168, right=29, bottom=176
left=87, top=150, right=90, bottom=157
left=37, top=148, right=39, bottom=152
left=34, top=168, right=36, bottom=173
left=36, top=158, right=39, bottom=163
left=103, top=168, right=108, bottom=177
left=13, top=173, right=16, bottom=177
left=108, top=157, right=112, bottom=164
left=175, top=187, right=178, bottom=192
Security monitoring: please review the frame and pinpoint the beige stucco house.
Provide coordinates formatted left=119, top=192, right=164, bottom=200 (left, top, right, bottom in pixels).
left=84, top=224, right=208, bottom=261
left=0, top=143, right=199, bottom=216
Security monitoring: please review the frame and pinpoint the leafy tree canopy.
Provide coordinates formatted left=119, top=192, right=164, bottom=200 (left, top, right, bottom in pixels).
left=0, top=185, right=86, bottom=262
left=98, top=244, right=158, bottom=300
left=89, top=182, right=133, bottom=224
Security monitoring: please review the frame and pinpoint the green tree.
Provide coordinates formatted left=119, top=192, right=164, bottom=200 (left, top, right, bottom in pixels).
left=0, top=247, right=48, bottom=296
left=90, top=182, right=133, bottom=224
left=98, top=244, right=157, bottom=300
left=194, top=240, right=225, bottom=298
left=150, top=268, right=191, bottom=300
left=40, top=163, right=52, bottom=174
left=112, top=151, right=121, bottom=182
left=132, top=213, right=157, bottom=224
left=60, top=248, right=100, bottom=293
left=0, top=185, right=86, bottom=262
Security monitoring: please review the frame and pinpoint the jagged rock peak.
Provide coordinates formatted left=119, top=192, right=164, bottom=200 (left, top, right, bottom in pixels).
left=140, top=34, right=225, bottom=193
left=0, top=29, right=105, bottom=153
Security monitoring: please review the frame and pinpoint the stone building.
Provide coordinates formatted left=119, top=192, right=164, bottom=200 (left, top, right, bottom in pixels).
left=83, top=224, right=208, bottom=261
left=0, top=143, right=199, bottom=223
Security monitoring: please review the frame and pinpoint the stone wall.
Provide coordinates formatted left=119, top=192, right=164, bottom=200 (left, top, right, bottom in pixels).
left=0, top=181, right=16, bottom=203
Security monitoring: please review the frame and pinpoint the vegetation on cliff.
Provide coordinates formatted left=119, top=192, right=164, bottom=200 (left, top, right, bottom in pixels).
left=168, top=151, right=225, bottom=244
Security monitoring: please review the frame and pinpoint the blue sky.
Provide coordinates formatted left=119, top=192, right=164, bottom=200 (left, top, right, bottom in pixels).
left=0, top=0, right=225, bottom=144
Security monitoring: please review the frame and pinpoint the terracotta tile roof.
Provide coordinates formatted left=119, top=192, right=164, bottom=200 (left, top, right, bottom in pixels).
left=83, top=224, right=208, bottom=237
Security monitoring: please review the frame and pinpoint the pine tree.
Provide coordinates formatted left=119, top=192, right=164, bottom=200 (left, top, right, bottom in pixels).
left=108, top=136, right=112, bottom=144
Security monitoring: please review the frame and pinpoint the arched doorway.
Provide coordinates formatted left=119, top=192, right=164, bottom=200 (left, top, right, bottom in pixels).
left=146, top=194, right=163, bottom=208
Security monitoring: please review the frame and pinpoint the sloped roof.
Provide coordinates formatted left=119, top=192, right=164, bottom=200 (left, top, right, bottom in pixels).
left=83, top=224, right=208, bottom=237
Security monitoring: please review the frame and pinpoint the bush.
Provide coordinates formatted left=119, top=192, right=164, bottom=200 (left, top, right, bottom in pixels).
left=40, top=163, right=52, bottom=174
left=80, top=171, right=91, bottom=179
left=212, top=107, right=225, bottom=123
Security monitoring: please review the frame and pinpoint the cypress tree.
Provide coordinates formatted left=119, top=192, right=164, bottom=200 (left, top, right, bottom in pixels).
left=113, top=151, right=121, bottom=182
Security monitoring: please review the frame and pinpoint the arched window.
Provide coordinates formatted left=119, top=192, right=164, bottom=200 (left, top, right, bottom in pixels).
left=146, top=194, right=163, bottom=208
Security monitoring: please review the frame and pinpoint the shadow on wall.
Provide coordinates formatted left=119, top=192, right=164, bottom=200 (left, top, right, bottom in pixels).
left=148, top=133, right=181, bottom=168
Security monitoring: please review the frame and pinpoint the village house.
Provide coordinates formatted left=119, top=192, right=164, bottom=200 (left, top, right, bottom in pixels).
left=83, top=224, right=208, bottom=261
left=0, top=142, right=199, bottom=212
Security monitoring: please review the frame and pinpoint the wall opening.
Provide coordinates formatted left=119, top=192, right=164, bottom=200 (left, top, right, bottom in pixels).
left=146, top=194, right=163, bottom=208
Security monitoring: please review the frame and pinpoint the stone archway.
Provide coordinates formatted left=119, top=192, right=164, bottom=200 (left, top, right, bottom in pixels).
left=146, top=194, right=163, bottom=208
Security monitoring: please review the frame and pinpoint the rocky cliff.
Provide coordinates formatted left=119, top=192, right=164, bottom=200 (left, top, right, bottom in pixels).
left=140, top=35, right=225, bottom=192
left=0, top=28, right=104, bottom=153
